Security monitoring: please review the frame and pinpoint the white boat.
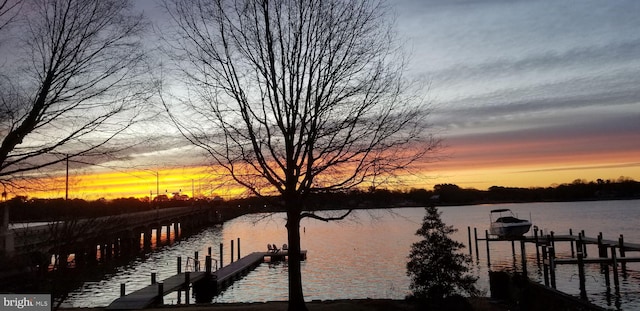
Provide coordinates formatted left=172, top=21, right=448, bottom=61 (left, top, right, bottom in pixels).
left=489, top=209, right=532, bottom=238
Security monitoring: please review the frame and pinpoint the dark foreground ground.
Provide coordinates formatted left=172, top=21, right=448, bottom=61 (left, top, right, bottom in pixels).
left=62, top=298, right=510, bottom=311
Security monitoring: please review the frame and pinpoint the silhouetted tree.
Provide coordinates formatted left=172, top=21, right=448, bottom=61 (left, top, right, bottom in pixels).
left=162, top=0, right=439, bottom=309
left=407, top=206, right=478, bottom=304
left=0, top=0, right=153, bottom=191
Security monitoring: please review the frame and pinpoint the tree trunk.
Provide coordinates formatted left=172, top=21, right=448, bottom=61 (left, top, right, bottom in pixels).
left=286, top=209, right=307, bottom=311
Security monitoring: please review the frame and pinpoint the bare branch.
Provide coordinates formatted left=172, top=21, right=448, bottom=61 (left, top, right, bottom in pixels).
left=163, top=1, right=439, bottom=308
left=300, top=209, right=353, bottom=222
left=0, top=0, right=154, bottom=185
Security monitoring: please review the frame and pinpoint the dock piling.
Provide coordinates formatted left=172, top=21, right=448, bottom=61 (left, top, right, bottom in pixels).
left=611, top=246, right=620, bottom=295
left=219, top=243, right=224, bottom=268
left=184, top=272, right=190, bottom=304
left=238, top=238, right=241, bottom=260
left=120, top=283, right=125, bottom=297
left=467, top=227, right=472, bottom=256
left=520, top=240, right=527, bottom=275
left=542, top=245, right=549, bottom=286
left=205, top=255, right=212, bottom=274
left=474, top=228, right=479, bottom=261
left=569, top=228, right=575, bottom=258
left=231, top=240, right=234, bottom=263
left=177, top=257, right=182, bottom=274
left=581, top=230, right=587, bottom=257
left=157, top=282, right=164, bottom=305
left=151, top=272, right=156, bottom=284
left=485, top=230, right=491, bottom=269
left=577, top=247, right=587, bottom=300
left=548, top=246, right=556, bottom=289
left=598, top=232, right=606, bottom=272
left=194, top=251, right=199, bottom=271
left=618, top=234, right=627, bottom=276
left=534, top=226, right=540, bottom=264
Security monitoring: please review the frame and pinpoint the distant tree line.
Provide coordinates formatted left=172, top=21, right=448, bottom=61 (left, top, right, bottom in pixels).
left=298, top=177, right=640, bottom=208
left=6, top=177, right=639, bottom=222
left=423, top=177, right=639, bottom=205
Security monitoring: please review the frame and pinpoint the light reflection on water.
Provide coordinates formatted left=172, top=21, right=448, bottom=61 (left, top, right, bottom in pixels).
left=65, top=200, right=640, bottom=310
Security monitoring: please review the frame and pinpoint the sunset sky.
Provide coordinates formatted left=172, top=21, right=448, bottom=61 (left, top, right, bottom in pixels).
left=9, top=0, right=640, bottom=200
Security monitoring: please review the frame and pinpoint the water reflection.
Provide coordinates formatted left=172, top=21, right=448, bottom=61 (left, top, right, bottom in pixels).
left=64, top=200, right=640, bottom=310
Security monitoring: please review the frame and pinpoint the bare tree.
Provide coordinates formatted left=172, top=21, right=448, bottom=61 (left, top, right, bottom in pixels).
left=0, top=0, right=21, bottom=33
left=163, top=1, right=438, bottom=309
left=0, top=0, right=153, bottom=190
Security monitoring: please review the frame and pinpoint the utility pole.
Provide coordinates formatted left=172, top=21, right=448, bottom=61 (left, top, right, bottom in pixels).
left=65, top=155, right=69, bottom=200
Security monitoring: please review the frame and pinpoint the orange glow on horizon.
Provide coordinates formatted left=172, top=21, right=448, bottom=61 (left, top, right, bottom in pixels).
left=7, top=142, right=639, bottom=201
left=12, top=166, right=247, bottom=201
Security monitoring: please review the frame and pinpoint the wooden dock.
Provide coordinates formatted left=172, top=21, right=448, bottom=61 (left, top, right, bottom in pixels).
left=107, top=250, right=306, bottom=310
left=468, top=225, right=640, bottom=303
left=106, top=272, right=208, bottom=309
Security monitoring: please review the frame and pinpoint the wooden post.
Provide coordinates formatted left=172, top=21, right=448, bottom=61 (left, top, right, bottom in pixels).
left=577, top=248, right=587, bottom=300
left=542, top=245, right=549, bottom=286
left=520, top=240, right=527, bottom=275
left=177, top=256, right=182, bottom=274
left=205, top=255, right=212, bottom=274
left=550, top=231, right=555, bottom=249
left=185, top=271, right=190, bottom=305
left=611, top=246, right=620, bottom=298
left=569, top=228, right=575, bottom=258
left=144, top=228, right=152, bottom=249
left=467, top=227, right=472, bottom=256
left=219, top=243, right=224, bottom=268
left=157, top=282, right=164, bottom=305
left=474, top=228, right=479, bottom=261
left=511, top=239, right=517, bottom=268
left=120, top=283, right=125, bottom=297
left=237, top=237, right=241, bottom=260
left=598, top=232, right=605, bottom=272
left=208, top=246, right=212, bottom=256
left=534, top=226, right=540, bottom=264
left=548, top=246, right=556, bottom=289
left=485, top=230, right=491, bottom=269
left=230, top=239, right=234, bottom=263
left=604, top=257, right=611, bottom=289
left=151, top=272, right=157, bottom=284
left=618, top=234, right=627, bottom=276
left=581, top=230, right=587, bottom=257
left=194, top=251, right=199, bottom=271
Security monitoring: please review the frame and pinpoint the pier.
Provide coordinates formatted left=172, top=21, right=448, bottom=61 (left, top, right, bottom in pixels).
left=107, top=247, right=307, bottom=310
left=469, top=226, right=640, bottom=303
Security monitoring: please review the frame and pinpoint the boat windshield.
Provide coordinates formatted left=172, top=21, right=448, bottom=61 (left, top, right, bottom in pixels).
left=495, top=216, right=527, bottom=223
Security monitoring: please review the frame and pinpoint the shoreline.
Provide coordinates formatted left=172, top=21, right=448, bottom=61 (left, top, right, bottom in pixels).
left=61, top=298, right=510, bottom=311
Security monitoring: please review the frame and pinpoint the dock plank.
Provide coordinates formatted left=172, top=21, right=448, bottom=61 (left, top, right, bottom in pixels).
left=107, top=250, right=307, bottom=310
left=552, top=257, right=640, bottom=265
left=107, top=272, right=207, bottom=310
left=214, top=252, right=264, bottom=284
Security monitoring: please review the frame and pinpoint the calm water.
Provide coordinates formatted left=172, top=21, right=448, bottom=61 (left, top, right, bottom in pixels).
left=65, top=199, right=640, bottom=310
